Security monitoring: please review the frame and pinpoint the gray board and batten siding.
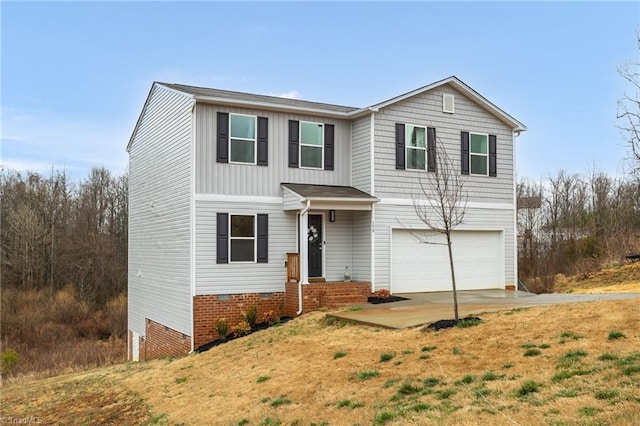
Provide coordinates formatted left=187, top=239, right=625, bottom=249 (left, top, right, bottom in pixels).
left=195, top=104, right=353, bottom=196
left=127, top=84, right=194, bottom=337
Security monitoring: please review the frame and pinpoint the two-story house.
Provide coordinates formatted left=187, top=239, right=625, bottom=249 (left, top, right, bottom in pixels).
left=127, top=76, right=526, bottom=360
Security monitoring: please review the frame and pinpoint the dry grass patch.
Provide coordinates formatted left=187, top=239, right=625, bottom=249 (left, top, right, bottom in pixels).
left=3, top=298, right=640, bottom=425
left=555, top=261, right=640, bottom=293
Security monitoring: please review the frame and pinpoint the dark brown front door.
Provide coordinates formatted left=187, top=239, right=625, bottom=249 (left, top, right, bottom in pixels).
left=308, top=215, right=323, bottom=277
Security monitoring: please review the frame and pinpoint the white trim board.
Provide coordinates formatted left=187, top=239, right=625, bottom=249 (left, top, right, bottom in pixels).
left=378, top=197, right=514, bottom=210
left=195, top=194, right=283, bottom=204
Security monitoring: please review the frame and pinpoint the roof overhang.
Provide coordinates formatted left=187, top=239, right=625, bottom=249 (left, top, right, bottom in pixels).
left=281, top=183, right=379, bottom=211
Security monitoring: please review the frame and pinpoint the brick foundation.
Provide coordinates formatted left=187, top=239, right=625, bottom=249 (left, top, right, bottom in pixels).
left=284, top=281, right=371, bottom=317
left=142, top=318, right=191, bottom=361
left=193, top=292, right=286, bottom=349
left=505, top=285, right=516, bottom=291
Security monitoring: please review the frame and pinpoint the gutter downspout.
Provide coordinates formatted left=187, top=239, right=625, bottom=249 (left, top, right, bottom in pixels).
left=513, top=130, right=521, bottom=294
left=297, top=200, right=311, bottom=315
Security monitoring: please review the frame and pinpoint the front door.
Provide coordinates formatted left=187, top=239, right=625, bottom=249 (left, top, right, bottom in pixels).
left=308, top=214, right=323, bottom=277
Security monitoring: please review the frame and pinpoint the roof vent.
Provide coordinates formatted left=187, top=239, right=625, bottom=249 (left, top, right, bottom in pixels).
left=443, top=93, right=455, bottom=114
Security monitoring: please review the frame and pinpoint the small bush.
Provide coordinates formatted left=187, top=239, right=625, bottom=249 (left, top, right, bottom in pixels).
left=333, top=351, right=347, bottom=360
left=232, top=320, right=252, bottom=337
left=524, top=348, right=542, bottom=357
left=517, top=380, right=541, bottom=397
left=539, top=343, right=551, bottom=349
left=482, top=370, right=503, bottom=381
left=175, top=376, right=187, bottom=384
left=216, top=319, right=229, bottom=340
left=379, top=352, right=395, bottom=362
left=608, top=330, right=626, bottom=340
left=1, top=349, right=19, bottom=374
left=262, top=310, right=280, bottom=325
left=257, top=375, right=270, bottom=383
left=244, top=305, right=258, bottom=327
left=421, top=345, right=437, bottom=352
left=374, top=411, right=395, bottom=425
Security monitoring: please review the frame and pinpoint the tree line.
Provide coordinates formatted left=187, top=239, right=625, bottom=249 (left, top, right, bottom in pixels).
left=517, top=170, right=640, bottom=292
left=1, top=167, right=128, bottom=307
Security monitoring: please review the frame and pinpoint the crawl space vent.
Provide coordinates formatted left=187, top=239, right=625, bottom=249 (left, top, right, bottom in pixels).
left=443, top=93, right=455, bottom=113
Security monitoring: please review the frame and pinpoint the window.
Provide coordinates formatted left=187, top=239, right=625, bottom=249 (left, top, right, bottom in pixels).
left=230, top=114, right=256, bottom=164
left=230, top=215, right=255, bottom=262
left=405, top=125, right=427, bottom=170
left=300, top=122, right=323, bottom=169
left=469, top=133, right=488, bottom=175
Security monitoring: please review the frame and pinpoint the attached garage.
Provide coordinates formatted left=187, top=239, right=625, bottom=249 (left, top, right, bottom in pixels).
left=391, top=229, right=503, bottom=293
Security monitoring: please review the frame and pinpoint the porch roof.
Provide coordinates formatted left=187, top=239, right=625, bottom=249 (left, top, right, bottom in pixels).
left=281, top=183, right=379, bottom=211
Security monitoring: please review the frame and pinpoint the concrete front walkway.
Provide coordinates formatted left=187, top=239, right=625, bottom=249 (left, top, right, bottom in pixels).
left=327, top=290, right=640, bottom=329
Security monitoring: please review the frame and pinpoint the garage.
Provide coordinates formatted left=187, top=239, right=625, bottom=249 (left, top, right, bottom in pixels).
left=391, top=229, right=502, bottom=293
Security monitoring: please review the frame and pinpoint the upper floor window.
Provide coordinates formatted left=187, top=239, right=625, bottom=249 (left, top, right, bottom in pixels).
left=406, top=125, right=426, bottom=170
left=469, top=133, right=488, bottom=176
left=300, top=122, right=324, bottom=169
left=230, top=114, right=257, bottom=164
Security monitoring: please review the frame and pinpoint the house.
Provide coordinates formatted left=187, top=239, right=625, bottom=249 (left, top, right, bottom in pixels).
left=127, top=76, right=526, bottom=361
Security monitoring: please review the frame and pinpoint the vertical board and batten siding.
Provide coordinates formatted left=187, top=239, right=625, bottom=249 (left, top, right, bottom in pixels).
left=351, top=115, right=372, bottom=193
left=128, top=85, right=193, bottom=337
left=374, top=84, right=514, bottom=203
left=374, top=203, right=514, bottom=291
left=196, top=104, right=352, bottom=196
left=351, top=211, right=372, bottom=281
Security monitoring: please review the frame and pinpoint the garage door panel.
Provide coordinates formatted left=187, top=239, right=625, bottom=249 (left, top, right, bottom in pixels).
left=392, top=230, right=501, bottom=293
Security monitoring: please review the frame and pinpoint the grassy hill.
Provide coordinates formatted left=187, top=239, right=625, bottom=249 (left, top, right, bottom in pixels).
left=3, top=264, right=640, bottom=425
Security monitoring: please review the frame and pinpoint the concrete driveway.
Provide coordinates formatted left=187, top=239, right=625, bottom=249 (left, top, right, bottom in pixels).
left=327, top=290, right=640, bottom=329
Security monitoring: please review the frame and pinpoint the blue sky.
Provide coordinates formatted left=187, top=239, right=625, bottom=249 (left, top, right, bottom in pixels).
left=1, top=1, right=638, bottom=182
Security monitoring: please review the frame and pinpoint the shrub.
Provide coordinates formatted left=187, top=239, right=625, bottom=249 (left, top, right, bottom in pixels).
left=262, top=310, right=280, bottom=325
left=597, top=353, right=618, bottom=361
left=1, top=349, right=19, bottom=374
left=244, top=305, right=258, bottom=327
left=257, top=375, right=270, bottom=383
left=524, top=348, right=541, bottom=357
left=356, top=370, right=379, bottom=380
left=216, top=319, right=229, bottom=340
left=374, top=289, right=391, bottom=299
left=421, top=345, right=437, bottom=352
left=232, top=320, right=252, bottom=337
left=397, top=380, right=422, bottom=395
left=270, top=395, right=291, bottom=407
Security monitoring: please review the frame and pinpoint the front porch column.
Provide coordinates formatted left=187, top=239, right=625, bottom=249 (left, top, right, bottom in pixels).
left=299, top=209, right=309, bottom=284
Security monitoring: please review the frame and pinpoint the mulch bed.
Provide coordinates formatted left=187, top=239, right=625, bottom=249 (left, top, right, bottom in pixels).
left=423, top=317, right=482, bottom=331
left=195, top=317, right=293, bottom=353
left=367, top=296, right=409, bottom=304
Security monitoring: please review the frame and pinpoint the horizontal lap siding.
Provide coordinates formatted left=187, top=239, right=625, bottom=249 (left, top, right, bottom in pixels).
left=374, top=203, right=514, bottom=291
left=196, top=104, right=352, bottom=195
left=324, top=210, right=353, bottom=281
left=351, top=115, right=371, bottom=193
left=351, top=211, right=371, bottom=281
left=195, top=201, right=296, bottom=294
left=374, top=84, right=514, bottom=203
left=128, top=85, right=193, bottom=337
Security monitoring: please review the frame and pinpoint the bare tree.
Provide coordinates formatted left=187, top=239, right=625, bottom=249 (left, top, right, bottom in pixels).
left=617, top=36, right=640, bottom=176
left=412, top=149, right=467, bottom=320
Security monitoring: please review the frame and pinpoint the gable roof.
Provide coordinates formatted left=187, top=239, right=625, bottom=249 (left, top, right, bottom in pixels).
left=129, top=77, right=526, bottom=150
left=369, top=76, right=527, bottom=132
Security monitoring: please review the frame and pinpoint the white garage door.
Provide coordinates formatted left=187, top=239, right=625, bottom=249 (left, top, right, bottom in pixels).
left=391, top=230, right=502, bottom=293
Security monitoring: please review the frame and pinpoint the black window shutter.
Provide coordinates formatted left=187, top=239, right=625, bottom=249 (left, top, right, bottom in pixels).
left=216, top=213, right=228, bottom=264
left=395, top=123, right=405, bottom=170
left=461, top=131, right=470, bottom=175
left=324, top=124, right=334, bottom=170
left=288, top=120, right=299, bottom=168
left=257, top=117, right=268, bottom=166
left=489, top=134, right=497, bottom=177
left=257, top=214, right=268, bottom=263
left=427, top=127, right=436, bottom=172
left=217, top=112, right=229, bottom=163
